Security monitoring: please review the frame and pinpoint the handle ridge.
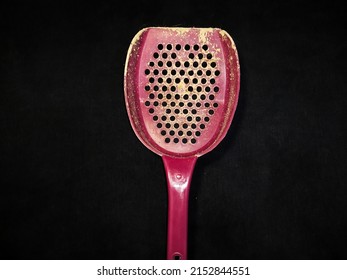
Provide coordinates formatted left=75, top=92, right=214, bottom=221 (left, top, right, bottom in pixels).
left=162, top=156, right=197, bottom=260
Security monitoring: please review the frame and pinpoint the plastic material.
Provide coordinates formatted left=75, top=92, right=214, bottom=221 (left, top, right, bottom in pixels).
left=162, top=156, right=197, bottom=260
left=124, top=27, right=240, bottom=259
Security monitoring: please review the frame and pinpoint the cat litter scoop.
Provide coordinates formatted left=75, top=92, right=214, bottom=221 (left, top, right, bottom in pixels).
left=124, top=27, right=240, bottom=259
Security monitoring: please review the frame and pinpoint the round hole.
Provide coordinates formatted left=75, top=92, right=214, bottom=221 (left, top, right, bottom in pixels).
left=162, top=86, right=167, bottom=91
left=162, top=69, right=168, bottom=75
left=153, top=101, right=159, bottom=106
left=197, top=86, right=202, bottom=92
left=158, top=44, right=163, bottom=50
left=184, top=61, right=190, bottom=67
left=174, top=138, right=179, bottom=143
left=179, top=102, right=184, bottom=107
left=149, top=93, right=155, bottom=99
left=178, top=131, right=183, bottom=136
left=183, top=94, right=189, bottom=100
left=174, top=109, right=180, bottom=114
left=215, top=70, right=220, bottom=76
left=191, top=138, right=196, bottom=144
left=214, top=86, right=219, bottom=92
left=166, top=108, right=171, bottom=114
left=205, top=103, right=210, bottom=107
left=196, top=116, right=201, bottom=122
left=209, top=95, right=215, bottom=100
left=191, top=123, right=197, bottom=129
left=169, top=130, right=175, bottom=136
left=204, top=116, right=210, bottom=122
left=153, top=116, right=158, bottom=121
left=162, top=101, right=167, bottom=107
left=157, top=77, right=162, bottom=83
left=175, top=94, right=180, bottom=100
left=187, top=131, right=192, bottom=136
left=201, top=94, right=206, bottom=100
left=166, top=78, right=172, bottom=83
left=165, top=138, right=170, bottom=143
left=193, top=78, right=198, bottom=84
left=196, top=102, right=201, bottom=107
left=187, top=116, right=192, bottom=121
left=183, top=123, right=188, bottom=129
left=154, top=52, right=159, bottom=58
left=165, top=123, right=171, bottom=128
left=145, top=101, right=150, bottom=106
left=210, top=78, right=215, bottom=84
left=162, top=53, right=168, bottom=59
left=161, top=116, right=167, bottom=121
left=171, top=53, right=177, bottom=59
left=211, top=62, right=216, bottom=68
left=201, top=78, right=207, bottom=84
left=171, top=69, right=176, bottom=75
left=175, top=78, right=180, bottom=84
left=193, top=62, right=198, bottom=67
left=170, top=116, right=175, bottom=121
left=198, top=53, right=203, bottom=59
left=200, top=124, right=205, bottom=129
left=167, top=61, right=172, bottom=67
left=193, top=44, right=199, bottom=51
left=145, top=69, right=150, bottom=75
left=158, top=93, right=163, bottom=99
left=205, top=86, right=210, bottom=92
left=184, top=44, right=190, bottom=50
left=184, top=78, right=189, bottom=84
left=213, top=102, right=219, bottom=108
left=176, top=44, right=181, bottom=50
left=157, top=123, right=162, bottom=128
left=175, top=61, right=181, bottom=67
left=167, top=44, right=172, bottom=50
left=202, top=62, right=207, bottom=68
left=188, top=70, right=194, bottom=76
left=158, top=61, right=163, bottom=67
left=174, top=123, right=179, bottom=129
left=188, top=86, right=193, bottom=92
left=192, top=94, right=197, bottom=100
left=182, top=138, right=188, bottom=144
left=189, top=53, right=194, bottom=59
left=183, top=109, right=188, bottom=114
left=145, top=85, right=150, bottom=91
left=170, top=101, right=176, bottom=107
left=171, top=86, right=176, bottom=91
left=197, top=70, right=203, bottom=76
left=153, top=69, right=159, bottom=75
left=206, top=70, right=211, bottom=76
left=179, top=70, right=185, bottom=76
left=188, top=102, right=193, bottom=107
left=207, top=53, right=212, bottom=59
left=202, top=45, right=208, bottom=51
left=195, top=131, right=201, bottom=136
left=209, top=109, right=214, bottom=115
left=192, top=109, right=197, bottom=114
left=149, top=61, right=155, bottom=67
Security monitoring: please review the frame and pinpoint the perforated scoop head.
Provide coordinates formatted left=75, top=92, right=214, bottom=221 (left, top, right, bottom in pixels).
left=124, top=27, right=240, bottom=158
left=124, top=27, right=240, bottom=260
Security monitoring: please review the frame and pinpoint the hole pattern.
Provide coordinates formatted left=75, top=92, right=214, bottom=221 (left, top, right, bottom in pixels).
left=144, top=43, right=220, bottom=145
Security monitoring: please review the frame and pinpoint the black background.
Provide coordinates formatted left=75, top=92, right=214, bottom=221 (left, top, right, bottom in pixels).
left=1, top=0, right=346, bottom=260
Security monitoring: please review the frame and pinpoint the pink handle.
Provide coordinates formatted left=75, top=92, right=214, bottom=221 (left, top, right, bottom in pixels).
left=162, top=155, right=197, bottom=260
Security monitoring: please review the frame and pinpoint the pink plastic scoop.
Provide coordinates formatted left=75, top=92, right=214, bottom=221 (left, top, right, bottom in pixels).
left=124, top=27, right=240, bottom=259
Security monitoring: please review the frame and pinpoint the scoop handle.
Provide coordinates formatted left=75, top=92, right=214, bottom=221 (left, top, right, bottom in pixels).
left=162, top=155, right=197, bottom=260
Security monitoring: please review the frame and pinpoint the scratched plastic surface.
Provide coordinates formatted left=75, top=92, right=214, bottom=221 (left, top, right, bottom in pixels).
left=124, top=27, right=240, bottom=259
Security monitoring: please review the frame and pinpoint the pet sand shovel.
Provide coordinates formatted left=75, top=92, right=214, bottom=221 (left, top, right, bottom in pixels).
left=124, top=27, right=240, bottom=259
